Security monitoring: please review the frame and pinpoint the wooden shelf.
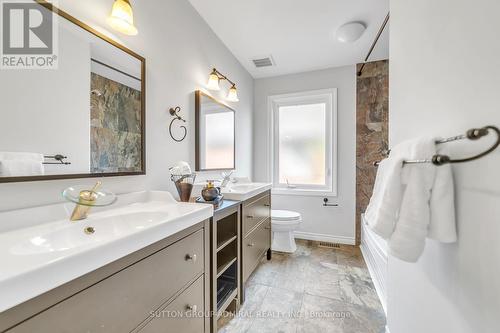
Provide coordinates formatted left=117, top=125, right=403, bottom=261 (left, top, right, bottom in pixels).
left=217, top=257, right=237, bottom=278
left=217, top=235, right=238, bottom=253
left=216, top=289, right=238, bottom=319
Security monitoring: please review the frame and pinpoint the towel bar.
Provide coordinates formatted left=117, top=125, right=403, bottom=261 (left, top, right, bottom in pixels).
left=43, top=154, right=71, bottom=165
left=373, top=125, right=500, bottom=166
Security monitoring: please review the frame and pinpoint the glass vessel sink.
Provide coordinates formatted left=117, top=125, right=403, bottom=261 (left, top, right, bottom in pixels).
left=62, top=185, right=117, bottom=207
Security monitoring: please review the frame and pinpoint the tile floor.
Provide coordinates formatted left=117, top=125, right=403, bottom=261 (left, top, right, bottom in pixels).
left=218, top=240, right=386, bottom=333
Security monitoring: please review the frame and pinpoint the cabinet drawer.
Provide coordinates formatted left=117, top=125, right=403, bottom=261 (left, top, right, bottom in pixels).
left=139, top=276, right=205, bottom=333
left=242, top=195, right=270, bottom=236
left=8, top=230, right=204, bottom=333
left=242, top=219, right=271, bottom=282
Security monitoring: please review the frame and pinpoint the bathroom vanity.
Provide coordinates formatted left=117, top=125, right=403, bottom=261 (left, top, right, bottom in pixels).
left=0, top=191, right=212, bottom=333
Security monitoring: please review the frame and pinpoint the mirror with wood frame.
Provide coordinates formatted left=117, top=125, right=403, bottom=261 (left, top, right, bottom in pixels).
left=0, top=1, right=145, bottom=183
left=195, top=91, right=235, bottom=171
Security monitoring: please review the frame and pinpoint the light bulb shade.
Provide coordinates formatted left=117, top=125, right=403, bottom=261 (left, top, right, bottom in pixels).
left=336, top=22, right=365, bottom=43
left=207, top=72, right=221, bottom=90
left=108, top=0, right=138, bottom=36
left=226, top=85, right=239, bottom=102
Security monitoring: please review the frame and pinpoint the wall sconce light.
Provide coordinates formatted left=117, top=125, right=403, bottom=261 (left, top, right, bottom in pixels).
left=108, top=0, right=138, bottom=36
left=207, top=68, right=239, bottom=102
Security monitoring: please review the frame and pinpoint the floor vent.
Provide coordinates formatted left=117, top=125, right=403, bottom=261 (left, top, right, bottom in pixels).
left=318, top=242, right=341, bottom=249
left=252, top=56, right=274, bottom=68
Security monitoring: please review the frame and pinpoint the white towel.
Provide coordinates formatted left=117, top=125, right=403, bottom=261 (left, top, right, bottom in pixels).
left=0, top=152, right=44, bottom=176
left=364, top=139, right=424, bottom=239
left=388, top=137, right=439, bottom=262
left=0, top=152, right=44, bottom=162
left=428, top=145, right=457, bottom=243
left=366, top=137, right=457, bottom=262
left=364, top=156, right=405, bottom=239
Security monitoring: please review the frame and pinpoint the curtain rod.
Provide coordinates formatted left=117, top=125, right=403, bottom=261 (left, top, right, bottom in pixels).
left=357, top=13, right=390, bottom=77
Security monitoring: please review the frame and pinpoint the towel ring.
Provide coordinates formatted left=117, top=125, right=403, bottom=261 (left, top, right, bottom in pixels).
left=169, top=106, right=187, bottom=142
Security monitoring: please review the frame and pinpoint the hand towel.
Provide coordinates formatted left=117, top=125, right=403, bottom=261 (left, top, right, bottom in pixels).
left=364, top=139, right=423, bottom=239
left=0, top=152, right=44, bottom=176
left=388, top=137, right=437, bottom=262
left=364, top=156, right=405, bottom=239
left=428, top=144, right=457, bottom=242
left=0, top=152, right=44, bottom=162
left=0, top=160, right=44, bottom=176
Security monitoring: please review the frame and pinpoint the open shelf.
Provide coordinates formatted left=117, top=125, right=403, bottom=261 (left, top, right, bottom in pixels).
left=217, top=257, right=237, bottom=278
left=216, top=238, right=237, bottom=277
left=217, top=235, right=237, bottom=253
left=216, top=213, right=238, bottom=250
left=217, top=261, right=238, bottom=312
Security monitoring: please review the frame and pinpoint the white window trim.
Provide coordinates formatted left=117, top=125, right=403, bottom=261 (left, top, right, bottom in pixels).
left=267, top=89, right=338, bottom=197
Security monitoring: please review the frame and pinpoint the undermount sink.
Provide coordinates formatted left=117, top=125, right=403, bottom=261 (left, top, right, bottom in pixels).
left=220, top=182, right=272, bottom=201
left=0, top=191, right=213, bottom=312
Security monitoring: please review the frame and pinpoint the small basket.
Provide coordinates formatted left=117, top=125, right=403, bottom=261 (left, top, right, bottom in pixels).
left=171, top=173, right=196, bottom=202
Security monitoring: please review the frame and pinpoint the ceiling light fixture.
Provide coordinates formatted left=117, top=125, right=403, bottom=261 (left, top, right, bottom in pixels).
left=336, top=22, right=366, bottom=43
left=206, top=68, right=239, bottom=102
left=108, top=0, right=138, bottom=36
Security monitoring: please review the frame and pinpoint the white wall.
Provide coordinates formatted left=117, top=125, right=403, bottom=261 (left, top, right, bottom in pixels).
left=0, top=0, right=253, bottom=211
left=253, top=66, right=356, bottom=244
left=388, top=0, right=500, bottom=332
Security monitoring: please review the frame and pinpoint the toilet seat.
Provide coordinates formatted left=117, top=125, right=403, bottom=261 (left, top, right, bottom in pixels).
left=271, top=210, right=301, bottom=221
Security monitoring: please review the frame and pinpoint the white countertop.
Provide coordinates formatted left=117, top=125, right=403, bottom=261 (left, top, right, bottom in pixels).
left=220, top=182, right=272, bottom=201
left=0, top=191, right=213, bottom=313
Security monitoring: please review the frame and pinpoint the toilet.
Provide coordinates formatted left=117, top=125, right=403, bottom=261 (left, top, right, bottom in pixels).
left=271, top=210, right=302, bottom=253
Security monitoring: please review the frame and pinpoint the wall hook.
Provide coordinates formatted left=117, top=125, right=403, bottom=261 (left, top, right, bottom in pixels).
left=169, top=106, right=187, bottom=142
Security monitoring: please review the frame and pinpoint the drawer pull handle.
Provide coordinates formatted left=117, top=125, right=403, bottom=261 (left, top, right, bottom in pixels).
left=246, top=215, right=254, bottom=219
left=186, top=304, right=197, bottom=312
left=264, top=226, right=271, bottom=230
left=264, top=204, right=271, bottom=207
left=248, top=243, right=255, bottom=247
left=185, top=254, right=197, bottom=262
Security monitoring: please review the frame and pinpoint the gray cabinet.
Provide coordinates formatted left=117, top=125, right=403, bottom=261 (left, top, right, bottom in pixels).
left=138, top=276, right=205, bottom=333
left=2, top=221, right=210, bottom=333
left=240, top=191, right=271, bottom=301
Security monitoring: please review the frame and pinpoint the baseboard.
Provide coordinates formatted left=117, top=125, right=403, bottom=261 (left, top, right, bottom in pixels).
left=294, top=231, right=356, bottom=245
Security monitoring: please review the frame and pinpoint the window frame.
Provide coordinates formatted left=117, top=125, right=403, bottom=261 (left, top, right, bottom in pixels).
left=268, top=89, right=338, bottom=196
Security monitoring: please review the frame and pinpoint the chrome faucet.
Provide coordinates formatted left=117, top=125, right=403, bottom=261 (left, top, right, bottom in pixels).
left=220, top=171, right=234, bottom=188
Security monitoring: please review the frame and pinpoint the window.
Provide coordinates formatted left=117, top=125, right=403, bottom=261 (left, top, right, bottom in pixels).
left=269, top=89, right=337, bottom=195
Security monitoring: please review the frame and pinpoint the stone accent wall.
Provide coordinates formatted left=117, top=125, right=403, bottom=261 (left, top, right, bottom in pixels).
left=90, top=73, right=142, bottom=173
left=356, top=60, right=389, bottom=244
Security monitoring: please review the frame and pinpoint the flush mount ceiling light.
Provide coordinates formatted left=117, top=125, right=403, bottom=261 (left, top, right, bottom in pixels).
left=336, top=22, right=366, bottom=43
left=108, top=0, right=138, bottom=36
left=207, top=68, right=239, bottom=102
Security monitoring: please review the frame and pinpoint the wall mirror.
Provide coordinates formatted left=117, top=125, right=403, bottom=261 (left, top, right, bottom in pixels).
left=0, top=1, right=145, bottom=183
left=195, top=91, right=235, bottom=171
